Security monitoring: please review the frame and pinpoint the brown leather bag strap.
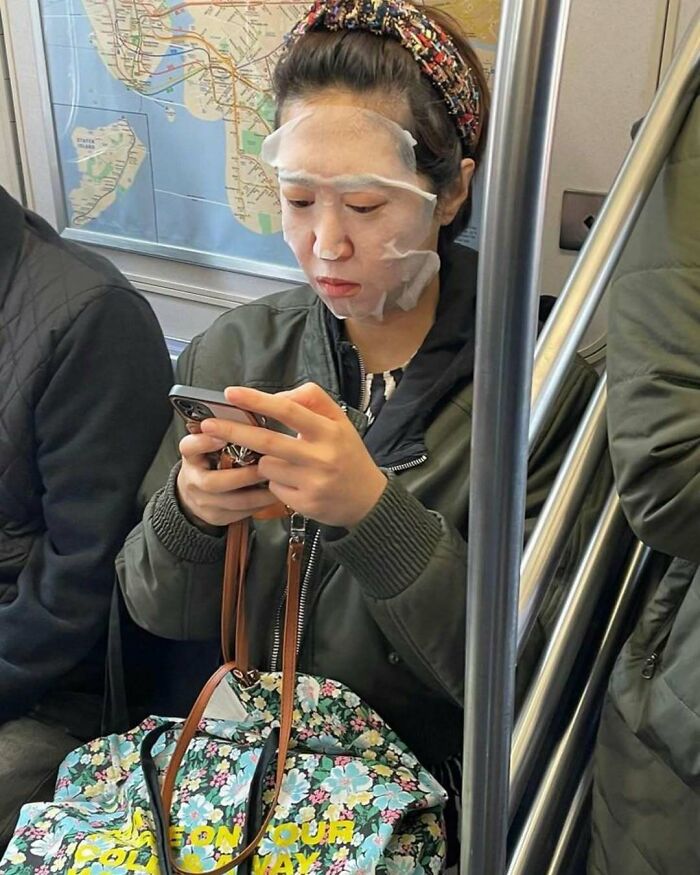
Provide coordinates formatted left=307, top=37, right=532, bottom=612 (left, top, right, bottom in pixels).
left=216, top=450, right=250, bottom=668
left=220, top=519, right=250, bottom=667
left=216, top=451, right=286, bottom=666
left=160, top=530, right=304, bottom=875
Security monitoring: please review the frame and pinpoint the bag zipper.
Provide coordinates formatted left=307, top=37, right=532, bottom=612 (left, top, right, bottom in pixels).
left=231, top=667, right=261, bottom=688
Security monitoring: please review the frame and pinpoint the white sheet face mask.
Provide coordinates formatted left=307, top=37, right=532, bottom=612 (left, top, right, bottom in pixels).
left=261, top=106, right=440, bottom=321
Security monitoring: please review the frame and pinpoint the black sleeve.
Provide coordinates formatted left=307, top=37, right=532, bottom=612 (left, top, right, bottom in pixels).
left=0, top=287, right=173, bottom=722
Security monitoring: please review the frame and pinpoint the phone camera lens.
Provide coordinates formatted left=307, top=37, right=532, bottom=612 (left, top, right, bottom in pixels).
left=175, top=399, right=212, bottom=421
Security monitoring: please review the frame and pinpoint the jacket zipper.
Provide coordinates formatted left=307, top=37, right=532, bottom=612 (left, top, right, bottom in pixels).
left=641, top=652, right=660, bottom=680
left=351, top=344, right=368, bottom=412
left=274, top=454, right=430, bottom=669
left=270, top=517, right=320, bottom=671
left=270, top=359, right=365, bottom=672
left=296, top=529, right=321, bottom=657
left=641, top=619, right=674, bottom=680
left=388, top=454, right=428, bottom=473
left=268, top=395, right=428, bottom=671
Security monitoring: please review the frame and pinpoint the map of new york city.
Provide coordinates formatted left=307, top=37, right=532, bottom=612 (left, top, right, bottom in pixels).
left=43, top=0, right=499, bottom=268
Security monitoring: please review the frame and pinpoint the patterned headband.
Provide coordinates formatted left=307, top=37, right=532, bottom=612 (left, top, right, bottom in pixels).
left=285, top=0, right=483, bottom=151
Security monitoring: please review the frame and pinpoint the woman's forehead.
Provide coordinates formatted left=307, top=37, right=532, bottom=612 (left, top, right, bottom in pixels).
left=279, top=89, right=411, bottom=128
left=265, top=103, right=419, bottom=181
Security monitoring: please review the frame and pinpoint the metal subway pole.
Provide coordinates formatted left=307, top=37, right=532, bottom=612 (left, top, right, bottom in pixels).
left=545, top=763, right=594, bottom=875
left=460, top=0, right=572, bottom=872
left=509, top=489, right=631, bottom=818
left=507, top=541, right=653, bottom=875
left=528, top=10, right=700, bottom=448
left=517, top=374, right=608, bottom=658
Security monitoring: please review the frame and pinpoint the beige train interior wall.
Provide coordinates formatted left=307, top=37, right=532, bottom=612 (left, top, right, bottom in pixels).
left=0, top=8, right=22, bottom=201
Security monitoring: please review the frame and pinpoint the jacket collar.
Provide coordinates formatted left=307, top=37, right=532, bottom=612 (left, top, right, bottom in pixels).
left=317, top=242, right=479, bottom=468
left=0, top=188, right=25, bottom=309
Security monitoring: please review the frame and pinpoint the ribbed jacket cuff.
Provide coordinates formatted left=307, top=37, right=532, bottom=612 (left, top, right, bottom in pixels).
left=150, top=462, right=227, bottom=563
left=323, top=477, right=443, bottom=599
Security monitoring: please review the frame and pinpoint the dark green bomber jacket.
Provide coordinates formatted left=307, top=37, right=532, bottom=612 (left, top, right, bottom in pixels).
left=117, top=243, right=603, bottom=768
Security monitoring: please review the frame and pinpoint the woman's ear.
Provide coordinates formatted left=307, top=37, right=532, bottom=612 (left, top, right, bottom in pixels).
left=437, top=158, right=475, bottom=226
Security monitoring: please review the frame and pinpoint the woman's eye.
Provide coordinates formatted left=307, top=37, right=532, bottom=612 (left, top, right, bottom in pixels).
left=347, top=204, right=383, bottom=214
left=286, top=198, right=313, bottom=209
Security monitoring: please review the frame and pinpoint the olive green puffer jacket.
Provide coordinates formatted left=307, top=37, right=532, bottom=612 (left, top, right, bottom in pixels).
left=589, top=97, right=700, bottom=874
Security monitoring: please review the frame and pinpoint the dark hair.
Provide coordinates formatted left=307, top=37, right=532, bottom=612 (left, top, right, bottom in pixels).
left=272, top=5, right=490, bottom=243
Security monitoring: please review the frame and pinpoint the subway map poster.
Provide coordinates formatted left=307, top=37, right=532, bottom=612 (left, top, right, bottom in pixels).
left=40, top=0, right=499, bottom=272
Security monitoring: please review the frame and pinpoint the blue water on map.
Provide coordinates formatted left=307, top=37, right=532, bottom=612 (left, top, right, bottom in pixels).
left=40, top=0, right=298, bottom=271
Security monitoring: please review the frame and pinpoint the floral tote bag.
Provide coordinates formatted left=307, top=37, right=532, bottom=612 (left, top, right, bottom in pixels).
left=0, top=517, right=447, bottom=875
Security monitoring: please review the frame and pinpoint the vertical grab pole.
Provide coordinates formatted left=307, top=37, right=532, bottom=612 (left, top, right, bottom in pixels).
left=461, top=1, right=572, bottom=872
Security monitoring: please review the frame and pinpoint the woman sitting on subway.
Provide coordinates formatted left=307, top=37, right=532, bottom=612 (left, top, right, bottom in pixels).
left=118, top=0, right=599, bottom=863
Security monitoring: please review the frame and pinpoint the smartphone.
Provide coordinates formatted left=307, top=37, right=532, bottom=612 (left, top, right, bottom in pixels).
left=169, top=385, right=265, bottom=467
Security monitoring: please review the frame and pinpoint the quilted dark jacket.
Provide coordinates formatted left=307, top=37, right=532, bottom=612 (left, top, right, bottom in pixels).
left=0, top=186, right=172, bottom=730
left=589, top=98, right=700, bottom=873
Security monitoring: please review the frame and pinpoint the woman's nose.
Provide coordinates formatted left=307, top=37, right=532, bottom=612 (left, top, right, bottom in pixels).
left=312, top=213, right=353, bottom=261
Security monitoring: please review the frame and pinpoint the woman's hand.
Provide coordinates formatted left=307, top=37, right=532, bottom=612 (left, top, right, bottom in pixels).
left=176, top=430, right=279, bottom=528
left=198, top=384, right=388, bottom=528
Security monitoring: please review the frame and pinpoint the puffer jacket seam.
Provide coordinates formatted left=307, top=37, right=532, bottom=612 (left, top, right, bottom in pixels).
left=608, top=368, right=700, bottom=391
left=12, top=283, right=145, bottom=370
left=25, top=220, right=139, bottom=294
left=658, top=671, right=700, bottom=732
left=666, top=150, right=700, bottom=167
left=594, top=778, right=664, bottom=875
left=26, top=214, right=141, bottom=287
left=613, top=264, right=700, bottom=285
left=611, top=688, right=700, bottom=797
left=6, top=285, right=148, bottom=430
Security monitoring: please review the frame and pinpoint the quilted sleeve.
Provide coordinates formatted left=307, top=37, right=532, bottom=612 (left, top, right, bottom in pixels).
left=0, top=287, right=172, bottom=722
left=607, top=97, right=700, bottom=559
